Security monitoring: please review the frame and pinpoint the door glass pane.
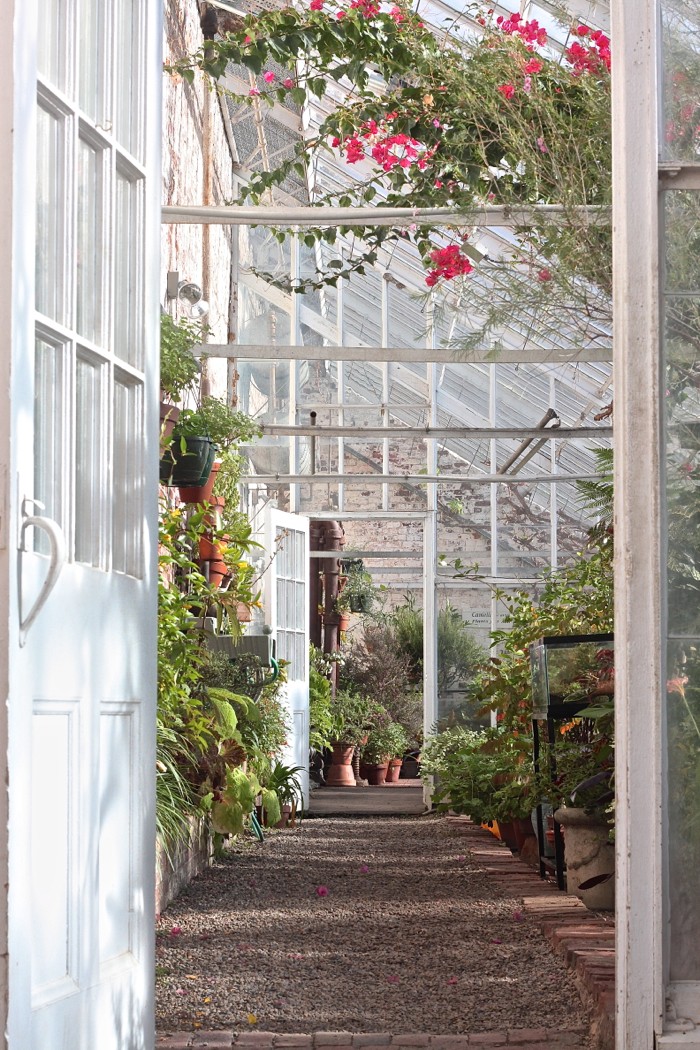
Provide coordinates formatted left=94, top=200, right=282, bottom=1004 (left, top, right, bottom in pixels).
left=113, top=374, right=143, bottom=577
left=36, top=103, right=66, bottom=324
left=34, top=337, right=67, bottom=552
left=77, top=136, right=105, bottom=344
left=663, top=190, right=700, bottom=981
left=114, top=0, right=144, bottom=160
left=114, top=168, right=143, bottom=368
left=660, top=0, right=700, bottom=162
left=37, top=0, right=68, bottom=90
left=77, top=0, right=104, bottom=121
left=75, top=352, right=104, bottom=567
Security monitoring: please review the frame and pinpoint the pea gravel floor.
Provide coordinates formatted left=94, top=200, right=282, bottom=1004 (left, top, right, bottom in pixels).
left=155, top=813, right=594, bottom=1042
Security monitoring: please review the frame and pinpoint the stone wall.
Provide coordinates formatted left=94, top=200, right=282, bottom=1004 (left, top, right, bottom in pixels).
left=156, top=819, right=213, bottom=915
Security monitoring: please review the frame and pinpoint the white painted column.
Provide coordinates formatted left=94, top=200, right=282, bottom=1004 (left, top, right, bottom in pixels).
left=423, top=301, right=438, bottom=806
left=612, top=0, right=664, bottom=1045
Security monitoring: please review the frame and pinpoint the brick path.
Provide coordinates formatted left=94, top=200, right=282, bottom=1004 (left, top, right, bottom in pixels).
left=157, top=1031, right=591, bottom=1048
left=157, top=818, right=615, bottom=1050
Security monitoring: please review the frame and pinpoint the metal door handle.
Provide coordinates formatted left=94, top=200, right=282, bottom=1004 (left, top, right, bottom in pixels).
left=19, top=500, right=67, bottom=646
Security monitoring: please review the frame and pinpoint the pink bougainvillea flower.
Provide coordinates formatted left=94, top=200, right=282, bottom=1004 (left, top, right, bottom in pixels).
left=310, top=0, right=325, bottom=8
left=456, top=854, right=466, bottom=861
left=263, top=71, right=276, bottom=83
left=386, top=975, right=400, bottom=984
left=360, top=864, right=370, bottom=873
left=434, top=179, right=443, bottom=188
left=524, top=58, right=543, bottom=74
left=316, top=885, right=329, bottom=897
left=513, top=910, right=524, bottom=921
left=446, top=977, right=459, bottom=985
left=244, top=34, right=253, bottom=43
left=432, top=118, right=441, bottom=127
left=497, top=83, right=515, bottom=99
left=523, top=75, right=532, bottom=94
left=170, top=925, right=182, bottom=936
left=537, top=268, right=552, bottom=282
left=426, top=245, right=473, bottom=286
left=283, top=77, right=294, bottom=89
left=536, top=136, right=548, bottom=153
left=175, top=988, right=186, bottom=996
left=576, top=23, right=589, bottom=34
left=248, top=88, right=260, bottom=97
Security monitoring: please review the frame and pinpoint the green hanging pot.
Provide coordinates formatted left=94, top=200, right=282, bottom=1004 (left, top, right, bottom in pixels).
left=159, top=436, right=216, bottom=486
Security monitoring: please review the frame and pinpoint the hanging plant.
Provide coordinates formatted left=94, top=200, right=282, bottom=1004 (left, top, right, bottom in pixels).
left=167, top=2, right=612, bottom=319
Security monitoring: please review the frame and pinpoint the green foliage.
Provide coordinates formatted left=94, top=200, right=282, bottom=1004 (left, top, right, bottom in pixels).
left=336, top=564, right=377, bottom=613
left=265, top=761, right=305, bottom=811
left=176, top=396, right=260, bottom=450
left=362, top=720, right=410, bottom=763
left=329, top=689, right=380, bottom=747
left=211, top=766, right=260, bottom=836
left=338, top=625, right=422, bottom=743
left=159, top=313, right=203, bottom=402
left=309, top=657, right=335, bottom=753
left=390, top=597, right=487, bottom=695
left=420, top=726, right=534, bottom=823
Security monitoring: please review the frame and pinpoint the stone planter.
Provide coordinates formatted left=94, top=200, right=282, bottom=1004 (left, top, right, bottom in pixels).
left=554, top=806, right=614, bottom=911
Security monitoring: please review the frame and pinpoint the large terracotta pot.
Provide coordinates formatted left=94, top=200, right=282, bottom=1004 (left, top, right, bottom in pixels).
left=179, top=460, right=221, bottom=505
left=385, top=758, right=403, bottom=783
left=159, top=402, right=181, bottom=454
left=365, top=762, right=389, bottom=786
left=326, top=744, right=356, bottom=787
left=554, top=806, right=614, bottom=911
left=202, top=557, right=229, bottom=589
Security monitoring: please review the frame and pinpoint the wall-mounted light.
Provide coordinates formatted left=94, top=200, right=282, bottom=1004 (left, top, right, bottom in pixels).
left=166, top=270, right=210, bottom=319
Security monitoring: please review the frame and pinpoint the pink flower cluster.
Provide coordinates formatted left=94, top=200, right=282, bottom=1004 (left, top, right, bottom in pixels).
left=349, top=0, right=380, bottom=17
left=425, top=245, right=473, bottom=286
left=332, top=119, right=433, bottom=173
left=566, top=26, right=611, bottom=74
left=496, top=11, right=547, bottom=48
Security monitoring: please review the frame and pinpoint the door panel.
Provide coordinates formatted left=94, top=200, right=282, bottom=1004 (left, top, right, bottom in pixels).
left=264, top=510, right=310, bottom=806
left=7, top=1, right=161, bottom=1047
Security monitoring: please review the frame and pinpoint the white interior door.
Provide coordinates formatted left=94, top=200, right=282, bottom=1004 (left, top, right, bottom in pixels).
left=6, top=3, right=161, bottom=1048
left=264, top=510, right=310, bottom=807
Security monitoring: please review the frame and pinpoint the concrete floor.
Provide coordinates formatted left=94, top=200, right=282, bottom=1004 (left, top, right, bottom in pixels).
left=306, top=779, right=426, bottom=817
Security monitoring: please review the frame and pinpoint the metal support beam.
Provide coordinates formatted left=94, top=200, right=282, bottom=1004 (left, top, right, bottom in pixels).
left=242, top=471, right=602, bottom=485
left=196, top=342, right=612, bottom=363
left=259, top=425, right=612, bottom=440
left=163, top=203, right=611, bottom=227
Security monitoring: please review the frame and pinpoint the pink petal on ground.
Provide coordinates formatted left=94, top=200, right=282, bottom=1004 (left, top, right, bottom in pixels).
left=446, top=977, right=459, bottom=985
left=170, top=925, right=182, bottom=936
left=513, top=910, right=524, bottom=921
left=491, top=938, right=502, bottom=944
left=316, top=885, right=329, bottom=897
left=360, top=864, right=370, bottom=873
left=386, top=975, right=400, bottom=984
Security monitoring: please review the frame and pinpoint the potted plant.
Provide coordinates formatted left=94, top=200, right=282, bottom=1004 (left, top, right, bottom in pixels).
left=362, top=720, right=410, bottom=786
left=161, top=396, right=249, bottom=487
left=326, top=689, right=378, bottom=787
left=159, top=313, right=204, bottom=450
left=336, top=563, right=376, bottom=615
left=264, top=761, right=304, bottom=827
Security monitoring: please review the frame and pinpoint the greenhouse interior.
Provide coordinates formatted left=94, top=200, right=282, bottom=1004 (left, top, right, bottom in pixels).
left=2, top=0, right=699, bottom=1047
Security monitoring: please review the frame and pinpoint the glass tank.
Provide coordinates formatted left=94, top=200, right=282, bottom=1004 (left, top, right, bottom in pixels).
left=529, top=633, right=615, bottom=719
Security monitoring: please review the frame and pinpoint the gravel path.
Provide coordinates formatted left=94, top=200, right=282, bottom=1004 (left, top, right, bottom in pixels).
left=156, top=814, right=593, bottom=1037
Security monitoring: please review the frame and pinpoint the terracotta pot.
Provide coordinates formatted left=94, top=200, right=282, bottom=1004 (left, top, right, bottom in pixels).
left=338, top=612, right=351, bottom=632
left=199, top=534, right=224, bottom=561
left=203, top=495, right=226, bottom=530
left=159, top=402, right=181, bottom=454
left=496, top=819, right=519, bottom=852
left=274, top=804, right=293, bottom=829
left=513, top=816, right=537, bottom=852
left=235, top=601, right=253, bottom=623
left=326, top=744, right=356, bottom=787
left=385, top=758, right=403, bottom=783
left=202, top=558, right=229, bottom=588
left=178, top=461, right=221, bottom=505
left=365, top=762, right=389, bottom=786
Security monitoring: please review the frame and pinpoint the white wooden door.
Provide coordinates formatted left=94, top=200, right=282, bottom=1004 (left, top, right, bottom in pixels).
left=5, top=3, right=161, bottom=1048
left=264, top=510, right=310, bottom=807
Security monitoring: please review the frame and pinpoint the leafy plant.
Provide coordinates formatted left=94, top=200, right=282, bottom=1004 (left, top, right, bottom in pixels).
left=338, top=625, right=422, bottom=743
left=362, top=721, right=410, bottom=763
left=159, top=313, right=203, bottom=402
left=176, top=396, right=260, bottom=451
left=329, top=689, right=380, bottom=747
left=336, top=564, right=376, bottom=614
left=309, top=655, right=335, bottom=753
